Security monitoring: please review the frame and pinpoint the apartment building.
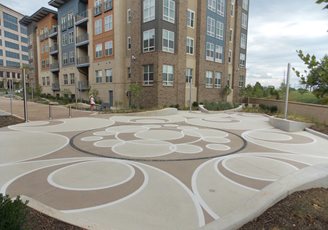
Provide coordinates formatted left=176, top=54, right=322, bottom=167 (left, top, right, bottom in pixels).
left=0, top=4, right=29, bottom=90
left=22, top=0, right=249, bottom=108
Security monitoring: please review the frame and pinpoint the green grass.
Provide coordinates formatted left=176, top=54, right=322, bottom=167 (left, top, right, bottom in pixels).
left=288, top=91, right=321, bottom=104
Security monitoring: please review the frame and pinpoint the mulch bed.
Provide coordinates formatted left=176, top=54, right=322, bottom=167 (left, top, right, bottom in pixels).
left=240, top=188, right=328, bottom=229
left=0, top=115, right=24, bottom=128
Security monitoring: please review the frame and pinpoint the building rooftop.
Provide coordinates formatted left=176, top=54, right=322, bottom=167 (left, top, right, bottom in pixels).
left=19, top=7, right=57, bottom=26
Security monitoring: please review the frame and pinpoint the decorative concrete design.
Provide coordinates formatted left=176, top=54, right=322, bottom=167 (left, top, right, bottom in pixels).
left=1, top=111, right=328, bottom=230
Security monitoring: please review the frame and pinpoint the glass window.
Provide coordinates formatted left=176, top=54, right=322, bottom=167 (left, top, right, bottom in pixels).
left=162, top=29, right=174, bottom=53
left=206, top=71, right=213, bottom=88
left=217, top=0, right=225, bottom=16
left=105, top=41, right=113, bottom=56
left=63, top=53, right=68, bottom=65
left=63, top=74, right=68, bottom=84
left=231, top=0, right=235, bottom=17
left=216, top=21, right=224, bottom=40
left=241, top=33, right=247, bottom=49
left=242, top=13, right=248, bottom=29
left=70, top=73, right=75, bottom=84
left=240, top=53, right=246, bottom=67
left=68, top=31, right=74, bottom=44
left=186, top=37, right=194, bottom=55
left=206, top=42, right=214, bottom=61
left=143, top=64, right=154, bottom=85
left=96, top=70, right=103, bottom=83
left=215, top=45, right=223, bottom=63
left=187, top=9, right=195, bottom=28
left=4, top=31, right=19, bottom=41
left=143, top=0, right=155, bottom=23
left=127, top=36, right=131, bottom=50
left=127, top=9, right=132, bottom=23
left=242, top=0, right=249, bottom=10
left=5, top=51, right=19, bottom=59
left=95, top=43, right=103, bottom=58
left=162, top=64, right=174, bottom=86
left=95, top=19, right=102, bottom=35
left=143, top=29, right=155, bottom=52
left=105, top=69, right=112, bottom=82
left=214, top=72, right=222, bottom=88
left=69, top=51, right=75, bottom=63
left=185, top=68, right=193, bottom=83
left=228, top=49, right=232, bottom=63
left=163, top=0, right=175, bottom=23
left=104, top=15, right=113, bottom=32
left=5, top=41, right=19, bottom=50
left=207, top=17, right=215, bottom=37
left=239, top=75, right=245, bottom=87
left=208, top=0, right=216, bottom=12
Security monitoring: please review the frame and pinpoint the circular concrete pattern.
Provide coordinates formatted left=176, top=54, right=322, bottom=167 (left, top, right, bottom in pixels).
left=135, top=130, right=184, bottom=141
left=71, top=122, right=245, bottom=161
left=81, top=136, right=103, bottom=142
left=0, top=131, right=68, bottom=164
left=246, top=130, right=292, bottom=142
left=48, top=161, right=135, bottom=191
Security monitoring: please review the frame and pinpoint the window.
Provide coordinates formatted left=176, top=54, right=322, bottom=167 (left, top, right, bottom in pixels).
left=206, top=42, right=214, bottom=61
left=63, top=53, right=68, bottom=65
left=239, top=75, right=245, bottom=88
left=231, top=0, right=235, bottom=16
left=242, top=0, right=249, bottom=10
left=42, top=77, right=46, bottom=86
left=5, top=51, right=19, bottom=59
left=163, top=0, right=175, bottom=23
left=96, top=70, right=103, bottom=83
left=4, top=31, right=19, bottom=41
left=95, top=19, right=102, bottom=35
left=21, top=25, right=27, bottom=35
left=229, top=29, right=233, bottom=42
left=242, top=13, right=248, bottom=29
left=5, top=41, right=19, bottom=50
left=127, top=9, right=132, bottom=23
left=217, top=0, right=225, bottom=16
left=215, top=45, right=223, bottom=63
left=228, top=49, right=232, bottom=63
left=127, top=36, right=131, bottom=50
left=22, top=46, right=28, bottom=52
left=104, top=15, right=113, bottom=32
left=94, top=0, right=102, bottom=15
left=187, top=10, right=195, bottom=28
left=214, top=72, right=222, bottom=88
left=207, top=17, right=215, bottom=37
left=143, top=0, right=155, bottom=23
left=105, top=69, right=112, bottom=82
left=104, top=0, right=113, bottom=11
left=68, top=31, right=74, bottom=44
left=206, top=71, right=213, bottom=88
left=143, top=64, right=154, bottom=85
left=69, top=51, right=75, bottom=63
left=96, top=43, right=102, bottom=58
left=216, top=21, right=224, bottom=40
left=162, top=29, right=174, bottom=53
left=128, top=67, right=131, bottom=78
left=143, top=29, right=155, bottom=52
left=186, top=37, right=194, bottom=55
left=208, top=0, right=216, bottom=12
left=162, top=65, right=174, bottom=86
left=185, top=68, right=193, bottom=83
left=105, top=41, right=113, bottom=56
left=3, top=12, right=18, bottom=32
left=64, top=74, right=68, bottom=84
left=67, top=13, right=74, bottom=28
left=240, top=53, right=246, bottom=67
left=46, top=76, right=50, bottom=86
left=70, top=73, right=75, bottom=84
left=241, top=33, right=247, bottom=49
left=61, top=16, right=67, bottom=31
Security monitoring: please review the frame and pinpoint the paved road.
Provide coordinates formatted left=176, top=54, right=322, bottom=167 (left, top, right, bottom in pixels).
left=1, top=99, right=328, bottom=229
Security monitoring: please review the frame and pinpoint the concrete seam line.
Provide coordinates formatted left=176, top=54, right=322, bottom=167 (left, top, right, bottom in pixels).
left=201, top=163, right=328, bottom=230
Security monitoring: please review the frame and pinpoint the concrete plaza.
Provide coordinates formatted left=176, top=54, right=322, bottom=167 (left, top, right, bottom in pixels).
left=1, top=97, right=328, bottom=229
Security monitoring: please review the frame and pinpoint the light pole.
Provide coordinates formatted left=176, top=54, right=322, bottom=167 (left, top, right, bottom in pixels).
left=284, top=63, right=291, bottom=120
left=189, top=76, right=192, bottom=113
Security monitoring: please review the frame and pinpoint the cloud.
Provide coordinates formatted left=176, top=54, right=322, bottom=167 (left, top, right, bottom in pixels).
left=0, top=0, right=56, bottom=15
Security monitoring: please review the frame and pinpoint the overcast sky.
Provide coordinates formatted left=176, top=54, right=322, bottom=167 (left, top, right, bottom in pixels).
left=1, top=0, right=327, bottom=88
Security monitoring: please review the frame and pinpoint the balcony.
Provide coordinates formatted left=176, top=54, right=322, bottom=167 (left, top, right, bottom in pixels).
left=75, top=11, right=88, bottom=26
left=94, top=5, right=102, bottom=16
left=104, top=0, right=113, bottom=12
left=76, top=33, right=89, bottom=47
left=39, top=33, right=48, bottom=41
left=49, top=26, right=58, bottom=38
left=49, top=44, right=58, bottom=55
left=77, top=56, right=89, bottom=67
left=77, top=81, right=89, bottom=91
left=52, top=83, right=60, bottom=91
left=50, top=62, right=59, bottom=72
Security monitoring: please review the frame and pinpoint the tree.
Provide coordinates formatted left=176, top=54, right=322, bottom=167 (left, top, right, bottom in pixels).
left=293, top=50, right=328, bottom=98
left=316, top=0, right=328, bottom=9
left=128, top=83, right=143, bottom=109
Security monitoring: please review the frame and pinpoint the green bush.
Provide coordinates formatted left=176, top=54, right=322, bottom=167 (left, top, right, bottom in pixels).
left=192, top=101, right=199, bottom=108
left=0, top=194, right=28, bottom=230
left=203, top=101, right=237, bottom=111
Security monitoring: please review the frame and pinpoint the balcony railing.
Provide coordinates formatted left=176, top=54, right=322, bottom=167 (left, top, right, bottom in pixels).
left=39, top=33, right=48, bottom=41
left=49, top=26, right=58, bottom=37
left=75, top=11, right=88, bottom=25
left=77, top=56, right=89, bottom=65
left=76, top=33, right=89, bottom=46
left=104, top=0, right=113, bottom=11
left=50, top=62, right=59, bottom=71
left=77, top=81, right=89, bottom=91
left=49, top=44, right=58, bottom=54
left=52, top=83, right=60, bottom=91
left=94, top=5, right=102, bottom=16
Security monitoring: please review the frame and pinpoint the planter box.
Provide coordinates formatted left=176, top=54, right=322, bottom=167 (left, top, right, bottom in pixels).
left=269, top=116, right=313, bottom=132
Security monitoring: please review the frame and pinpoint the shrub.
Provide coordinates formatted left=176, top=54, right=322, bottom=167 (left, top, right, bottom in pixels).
left=192, top=101, right=199, bottom=108
left=0, top=194, right=28, bottom=230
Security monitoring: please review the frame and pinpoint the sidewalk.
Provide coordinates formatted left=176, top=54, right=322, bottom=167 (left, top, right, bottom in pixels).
left=0, top=96, right=93, bottom=121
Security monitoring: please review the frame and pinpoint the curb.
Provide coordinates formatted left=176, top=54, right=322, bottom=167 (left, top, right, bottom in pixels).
left=305, top=128, right=328, bottom=140
left=201, top=164, right=328, bottom=230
